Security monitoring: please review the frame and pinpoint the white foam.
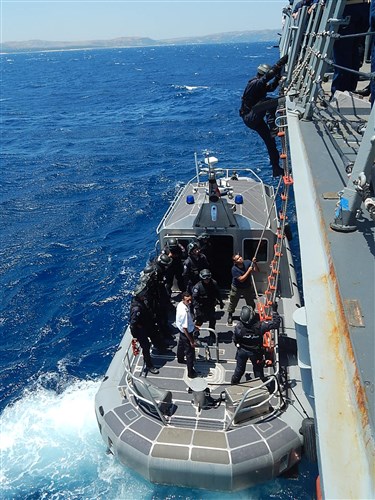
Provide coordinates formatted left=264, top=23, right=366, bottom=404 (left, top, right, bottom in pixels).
left=0, top=379, right=151, bottom=498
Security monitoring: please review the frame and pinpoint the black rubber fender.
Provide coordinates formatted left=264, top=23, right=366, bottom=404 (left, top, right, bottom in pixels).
left=284, top=222, right=293, bottom=242
left=300, top=417, right=318, bottom=463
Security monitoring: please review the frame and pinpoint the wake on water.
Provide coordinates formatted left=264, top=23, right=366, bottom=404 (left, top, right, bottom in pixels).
left=0, top=380, right=155, bottom=499
left=0, top=379, right=274, bottom=499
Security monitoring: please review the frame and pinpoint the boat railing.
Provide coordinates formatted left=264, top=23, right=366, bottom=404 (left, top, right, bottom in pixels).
left=209, top=167, right=265, bottom=186
left=225, top=373, right=282, bottom=431
left=224, top=323, right=285, bottom=431
left=122, top=344, right=169, bottom=425
left=156, top=165, right=271, bottom=235
left=156, top=184, right=187, bottom=235
left=281, top=0, right=348, bottom=119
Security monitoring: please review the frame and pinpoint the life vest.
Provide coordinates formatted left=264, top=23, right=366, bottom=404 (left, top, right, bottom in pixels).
left=237, top=323, right=263, bottom=351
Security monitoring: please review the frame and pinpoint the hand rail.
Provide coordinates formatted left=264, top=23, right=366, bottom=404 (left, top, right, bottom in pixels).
left=122, top=342, right=169, bottom=426
left=225, top=374, right=281, bottom=431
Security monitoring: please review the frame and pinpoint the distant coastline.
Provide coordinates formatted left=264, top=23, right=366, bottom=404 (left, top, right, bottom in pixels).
left=1, top=29, right=278, bottom=54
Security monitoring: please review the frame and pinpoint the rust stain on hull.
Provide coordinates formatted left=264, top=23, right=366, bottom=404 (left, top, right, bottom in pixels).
left=326, top=259, right=370, bottom=431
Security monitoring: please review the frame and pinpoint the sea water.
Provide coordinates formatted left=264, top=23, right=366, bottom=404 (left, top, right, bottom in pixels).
left=0, top=43, right=317, bottom=499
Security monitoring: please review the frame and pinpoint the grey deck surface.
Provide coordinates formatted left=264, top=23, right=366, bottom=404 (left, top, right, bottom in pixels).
left=293, top=92, right=374, bottom=430
left=131, top=293, right=284, bottom=427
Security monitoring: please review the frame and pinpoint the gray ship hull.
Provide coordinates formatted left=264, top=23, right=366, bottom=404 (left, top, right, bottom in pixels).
left=281, top=1, right=375, bottom=497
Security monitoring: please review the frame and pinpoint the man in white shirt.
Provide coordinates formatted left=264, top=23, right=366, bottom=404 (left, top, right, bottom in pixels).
left=176, top=291, right=198, bottom=378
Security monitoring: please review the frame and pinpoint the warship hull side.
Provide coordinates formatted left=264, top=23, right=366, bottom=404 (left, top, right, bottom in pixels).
left=287, top=108, right=374, bottom=498
left=281, top=1, right=375, bottom=497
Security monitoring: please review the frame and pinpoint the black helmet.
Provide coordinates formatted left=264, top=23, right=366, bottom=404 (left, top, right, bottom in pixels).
left=142, top=264, right=155, bottom=275
left=157, top=253, right=172, bottom=267
left=240, top=305, right=254, bottom=325
left=199, top=269, right=212, bottom=280
left=257, top=63, right=271, bottom=76
left=167, top=237, right=178, bottom=250
left=187, top=241, right=200, bottom=254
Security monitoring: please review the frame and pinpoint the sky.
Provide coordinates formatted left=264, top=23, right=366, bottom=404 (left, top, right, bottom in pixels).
left=1, top=1, right=286, bottom=43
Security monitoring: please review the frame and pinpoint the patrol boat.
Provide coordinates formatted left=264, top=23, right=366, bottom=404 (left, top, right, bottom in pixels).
left=95, top=151, right=315, bottom=491
left=279, top=1, right=375, bottom=498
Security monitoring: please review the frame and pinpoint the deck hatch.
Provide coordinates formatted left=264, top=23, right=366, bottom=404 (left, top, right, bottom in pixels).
left=113, top=404, right=139, bottom=425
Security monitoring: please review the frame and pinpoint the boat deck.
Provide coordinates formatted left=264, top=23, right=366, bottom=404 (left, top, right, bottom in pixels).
left=125, top=288, right=309, bottom=438
left=105, top=293, right=309, bottom=490
left=130, top=295, right=275, bottom=419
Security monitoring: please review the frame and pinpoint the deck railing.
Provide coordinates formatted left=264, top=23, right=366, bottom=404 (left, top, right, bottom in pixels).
left=281, top=1, right=375, bottom=228
left=122, top=342, right=169, bottom=425
left=225, top=373, right=283, bottom=431
left=156, top=165, right=270, bottom=235
left=225, top=324, right=285, bottom=431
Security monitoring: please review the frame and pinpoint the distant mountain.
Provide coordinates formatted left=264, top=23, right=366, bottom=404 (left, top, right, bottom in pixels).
left=1, top=30, right=279, bottom=53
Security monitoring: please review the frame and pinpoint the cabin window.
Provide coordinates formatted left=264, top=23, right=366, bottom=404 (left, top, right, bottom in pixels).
left=243, top=239, right=268, bottom=262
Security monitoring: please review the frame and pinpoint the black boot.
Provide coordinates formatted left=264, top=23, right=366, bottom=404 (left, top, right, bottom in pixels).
left=272, top=166, right=284, bottom=177
left=355, top=84, right=370, bottom=97
left=227, top=312, right=233, bottom=326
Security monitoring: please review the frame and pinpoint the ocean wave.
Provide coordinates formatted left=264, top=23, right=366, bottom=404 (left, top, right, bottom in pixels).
left=0, top=378, right=269, bottom=499
left=172, top=84, right=209, bottom=92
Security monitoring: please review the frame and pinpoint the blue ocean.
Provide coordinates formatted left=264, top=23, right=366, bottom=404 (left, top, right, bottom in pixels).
left=1, top=42, right=317, bottom=499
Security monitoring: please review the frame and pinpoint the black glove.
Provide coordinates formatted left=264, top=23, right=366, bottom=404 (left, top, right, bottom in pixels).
left=277, top=54, right=288, bottom=67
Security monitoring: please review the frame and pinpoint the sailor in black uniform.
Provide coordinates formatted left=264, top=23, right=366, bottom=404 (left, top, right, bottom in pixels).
left=129, top=284, right=162, bottom=374
left=197, top=233, right=213, bottom=266
left=192, top=269, right=224, bottom=333
left=231, top=305, right=281, bottom=383
left=183, top=241, right=210, bottom=294
left=163, top=237, right=186, bottom=295
left=240, top=54, right=288, bottom=177
left=152, top=253, right=175, bottom=343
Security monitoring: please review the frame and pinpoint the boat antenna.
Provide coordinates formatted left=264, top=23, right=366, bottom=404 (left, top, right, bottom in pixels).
left=194, top=152, right=200, bottom=183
